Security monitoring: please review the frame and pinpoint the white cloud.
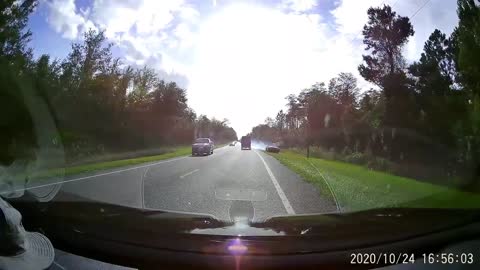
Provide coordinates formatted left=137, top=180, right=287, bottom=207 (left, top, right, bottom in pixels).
left=41, top=0, right=460, bottom=136
left=331, top=0, right=383, bottom=37
left=45, top=0, right=96, bottom=39
left=189, top=0, right=459, bottom=135
left=88, top=0, right=189, bottom=40
left=43, top=0, right=195, bottom=81
left=88, top=0, right=196, bottom=77
left=331, top=0, right=459, bottom=61
left=173, top=23, right=195, bottom=49
left=403, top=0, right=458, bottom=61
left=178, top=5, right=200, bottom=22
left=188, top=3, right=349, bottom=135
left=281, top=0, right=317, bottom=12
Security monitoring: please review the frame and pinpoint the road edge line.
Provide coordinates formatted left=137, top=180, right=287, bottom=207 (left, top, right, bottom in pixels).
left=305, top=157, right=341, bottom=212
left=141, top=166, right=150, bottom=209
left=15, top=156, right=189, bottom=193
left=13, top=145, right=231, bottom=194
left=254, top=151, right=295, bottom=215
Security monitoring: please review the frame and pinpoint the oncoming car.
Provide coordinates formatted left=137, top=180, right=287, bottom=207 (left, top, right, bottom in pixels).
left=192, top=138, right=214, bottom=156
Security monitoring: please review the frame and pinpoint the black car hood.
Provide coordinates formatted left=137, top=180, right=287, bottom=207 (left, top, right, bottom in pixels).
left=10, top=195, right=480, bottom=255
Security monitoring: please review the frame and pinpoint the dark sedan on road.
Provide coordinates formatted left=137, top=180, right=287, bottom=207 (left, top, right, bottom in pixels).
left=266, top=145, right=280, bottom=153
left=192, top=138, right=214, bottom=156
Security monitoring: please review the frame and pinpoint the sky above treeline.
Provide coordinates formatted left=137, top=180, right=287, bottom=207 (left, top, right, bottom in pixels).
left=29, top=0, right=459, bottom=136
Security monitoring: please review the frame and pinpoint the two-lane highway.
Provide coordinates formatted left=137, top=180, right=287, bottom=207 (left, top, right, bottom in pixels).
left=27, top=145, right=338, bottom=221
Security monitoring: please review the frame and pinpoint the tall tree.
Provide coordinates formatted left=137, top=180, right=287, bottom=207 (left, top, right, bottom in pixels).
left=409, top=29, right=464, bottom=146
left=358, top=4, right=417, bottom=161
left=359, top=5, right=414, bottom=85
left=328, top=73, right=360, bottom=149
left=359, top=88, right=383, bottom=129
left=285, top=94, right=301, bottom=129
left=0, top=0, right=37, bottom=164
left=457, top=0, right=480, bottom=97
left=328, top=72, right=360, bottom=108
left=0, top=0, right=36, bottom=67
left=456, top=0, right=480, bottom=180
left=275, top=110, right=286, bottom=131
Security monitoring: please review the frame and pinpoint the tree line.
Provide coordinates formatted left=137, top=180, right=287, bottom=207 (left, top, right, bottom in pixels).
left=0, top=0, right=236, bottom=165
left=251, top=1, right=480, bottom=186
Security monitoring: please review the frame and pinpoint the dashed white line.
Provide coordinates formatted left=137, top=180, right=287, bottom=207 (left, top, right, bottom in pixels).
left=2, top=145, right=232, bottom=196
left=179, top=169, right=200, bottom=179
left=254, top=151, right=295, bottom=215
left=52, top=261, right=66, bottom=270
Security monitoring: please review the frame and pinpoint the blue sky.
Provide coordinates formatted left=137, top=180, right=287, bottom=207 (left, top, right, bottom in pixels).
left=28, top=4, right=69, bottom=59
left=28, top=0, right=339, bottom=59
left=27, top=0, right=459, bottom=136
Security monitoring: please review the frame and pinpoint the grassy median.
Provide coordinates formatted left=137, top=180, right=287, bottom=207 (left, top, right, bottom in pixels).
left=30, top=146, right=193, bottom=180
left=30, top=144, right=229, bottom=180
left=267, top=150, right=480, bottom=211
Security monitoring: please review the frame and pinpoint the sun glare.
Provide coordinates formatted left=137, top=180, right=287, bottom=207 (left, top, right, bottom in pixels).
left=189, top=4, right=323, bottom=135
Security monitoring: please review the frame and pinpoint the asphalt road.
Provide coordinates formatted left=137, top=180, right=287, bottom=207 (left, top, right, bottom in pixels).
left=31, top=145, right=338, bottom=222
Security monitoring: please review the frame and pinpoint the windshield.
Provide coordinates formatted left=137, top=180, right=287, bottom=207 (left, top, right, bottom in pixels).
left=1, top=0, right=480, bottom=241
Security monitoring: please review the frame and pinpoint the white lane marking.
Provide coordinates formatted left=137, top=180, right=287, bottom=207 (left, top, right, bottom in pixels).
left=141, top=166, right=150, bottom=209
left=179, top=169, right=200, bottom=179
left=254, top=151, right=295, bottom=215
left=6, top=156, right=189, bottom=194
left=5, top=146, right=233, bottom=195
left=305, top=158, right=341, bottom=212
left=53, top=261, right=66, bottom=270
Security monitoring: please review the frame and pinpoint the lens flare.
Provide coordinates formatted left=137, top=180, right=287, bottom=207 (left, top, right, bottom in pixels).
left=227, top=238, right=247, bottom=255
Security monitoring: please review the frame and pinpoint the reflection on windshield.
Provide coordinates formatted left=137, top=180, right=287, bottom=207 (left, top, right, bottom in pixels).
left=1, top=0, right=480, bottom=230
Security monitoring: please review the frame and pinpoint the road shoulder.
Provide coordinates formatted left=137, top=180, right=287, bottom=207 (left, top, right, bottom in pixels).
left=257, top=151, right=338, bottom=214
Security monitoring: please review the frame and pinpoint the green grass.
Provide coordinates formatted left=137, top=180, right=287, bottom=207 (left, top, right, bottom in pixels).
left=30, top=146, right=194, bottom=180
left=268, top=150, right=480, bottom=211
left=29, top=143, right=228, bottom=181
